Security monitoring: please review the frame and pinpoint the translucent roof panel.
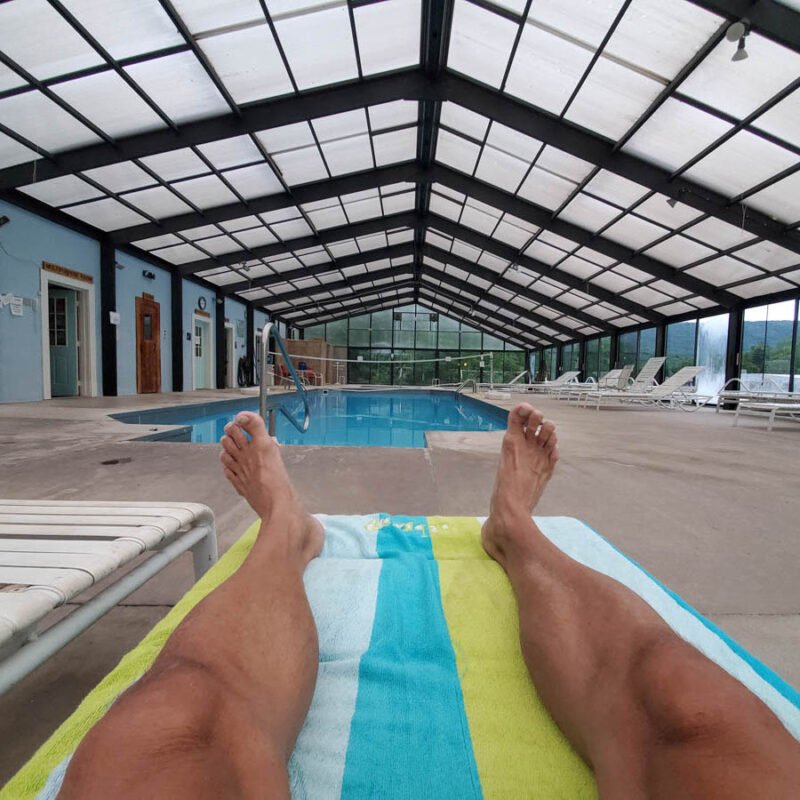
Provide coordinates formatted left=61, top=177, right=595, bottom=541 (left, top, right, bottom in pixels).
left=0, top=0, right=797, bottom=324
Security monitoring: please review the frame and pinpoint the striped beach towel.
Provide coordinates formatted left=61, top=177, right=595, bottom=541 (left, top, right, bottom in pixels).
left=6, top=514, right=799, bottom=799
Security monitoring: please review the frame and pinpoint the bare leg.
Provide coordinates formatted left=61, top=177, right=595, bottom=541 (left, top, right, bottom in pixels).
left=483, top=404, right=800, bottom=799
left=60, top=412, right=323, bottom=799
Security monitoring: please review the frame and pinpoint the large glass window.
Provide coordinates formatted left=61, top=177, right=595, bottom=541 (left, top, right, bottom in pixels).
left=296, top=304, right=530, bottom=386
left=696, top=314, right=729, bottom=398
left=618, top=331, right=638, bottom=369
left=665, top=321, right=697, bottom=378
left=561, top=342, right=580, bottom=372
left=637, top=328, right=656, bottom=372
left=742, top=300, right=796, bottom=391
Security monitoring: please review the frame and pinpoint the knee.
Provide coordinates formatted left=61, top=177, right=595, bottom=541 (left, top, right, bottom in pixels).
left=91, top=658, right=230, bottom=758
left=632, top=634, right=739, bottom=747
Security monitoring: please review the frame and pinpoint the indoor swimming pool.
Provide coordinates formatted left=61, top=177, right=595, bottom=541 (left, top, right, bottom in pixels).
left=115, top=390, right=508, bottom=448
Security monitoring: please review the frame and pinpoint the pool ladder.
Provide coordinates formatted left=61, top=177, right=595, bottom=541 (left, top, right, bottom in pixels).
left=259, top=322, right=311, bottom=437
left=455, top=378, right=478, bottom=394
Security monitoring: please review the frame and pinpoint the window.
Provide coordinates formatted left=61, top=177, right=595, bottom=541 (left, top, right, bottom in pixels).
left=143, top=313, right=153, bottom=341
left=742, top=300, right=796, bottom=392
left=618, top=331, right=637, bottom=368
left=194, top=324, right=203, bottom=357
left=49, top=297, right=67, bottom=347
left=637, top=328, right=656, bottom=373
left=665, top=321, right=697, bottom=378
left=696, top=314, right=728, bottom=398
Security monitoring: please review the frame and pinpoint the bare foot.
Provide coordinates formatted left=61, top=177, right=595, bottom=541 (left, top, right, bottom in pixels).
left=482, top=403, right=559, bottom=569
left=220, top=411, right=323, bottom=566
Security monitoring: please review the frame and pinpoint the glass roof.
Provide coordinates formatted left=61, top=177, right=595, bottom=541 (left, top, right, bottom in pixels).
left=1, top=0, right=798, bottom=348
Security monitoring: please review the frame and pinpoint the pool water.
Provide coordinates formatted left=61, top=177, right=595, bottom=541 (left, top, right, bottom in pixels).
left=157, top=390, right=507, bottom=447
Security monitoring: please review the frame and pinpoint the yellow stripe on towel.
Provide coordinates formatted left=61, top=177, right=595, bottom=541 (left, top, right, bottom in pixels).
left=429, top=516, right=596, bottom=799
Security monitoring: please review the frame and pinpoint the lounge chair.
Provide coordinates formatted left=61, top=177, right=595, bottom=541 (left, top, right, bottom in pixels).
left=581, top=366, right=708, bottom=411
left=554, top=367, right=634, bottom=400
left=12, top=514, right=800, bottom=799
left=715, top=377, right=799, bottom=413
left=0, top=500, right=217, bottom=695
left=511, top=370, right=581, bottom=394
left=733, top=401, right=800, bottom=431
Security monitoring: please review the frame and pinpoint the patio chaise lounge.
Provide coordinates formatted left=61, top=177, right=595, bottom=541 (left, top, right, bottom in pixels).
left=733, top=401, right=800, bottom=431
left=554, top=366, right=635, bottom=400
left=580, top=366, right=708, bottom=411
left=8, top=513, right=800, bottom=799
left=511, top=370, right=581, bottom=394
left=0, top=500, right=217, bottom=696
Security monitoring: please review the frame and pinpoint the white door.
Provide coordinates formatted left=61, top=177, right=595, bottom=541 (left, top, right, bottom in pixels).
left=193, top=318, right=212, bottom=389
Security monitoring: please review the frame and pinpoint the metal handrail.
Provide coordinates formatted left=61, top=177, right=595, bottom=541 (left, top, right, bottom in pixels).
left=455, top=378, right=478, bottom=394
left=259, top=323, right=311, bottom=436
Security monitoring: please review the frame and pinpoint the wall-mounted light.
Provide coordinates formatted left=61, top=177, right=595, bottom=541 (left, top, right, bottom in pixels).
left=0, top=215, right=9, bottom=228
left=726, top=18, right=750, bottom=62
left=142, top=270, right=156, bottom=280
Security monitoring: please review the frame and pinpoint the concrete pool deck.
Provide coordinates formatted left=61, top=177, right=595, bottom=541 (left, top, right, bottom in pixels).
left=0, top=388, right=798, bottom=782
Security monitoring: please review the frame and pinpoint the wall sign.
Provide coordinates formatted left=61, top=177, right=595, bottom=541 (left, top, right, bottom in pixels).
left=42, top=261, right=93, bottom=284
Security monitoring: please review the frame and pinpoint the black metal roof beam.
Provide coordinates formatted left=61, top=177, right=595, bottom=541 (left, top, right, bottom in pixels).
left=431, top=165, right=738, bottom=308
left=437, top=73, right=800, bottom=257
left=418, top=265, right=569, bottom=341
left=274, top=272, right=415, bottom=312
left=424, top=212, right=663, bottom=322
left=225, top=243, right=415, bottom=294
left=279, top=278, right=417, bottom=318
left=5, top=62, right=797, bottom=256
left=131, top=159, right=731, bottom=309
left=287, top=280, right=548, bottom=347
left=684, top=0, right=800, bottom=52
left=111, top=163, right=422, bottom=244
left=179, top=211, right=417, bottom=274
left=289, top=294, right=414, bottom=329
left=414, top=0, right=453, bottom=302
left=264, top=265, right=414, bottom=306
left=423, top=243, right=614, bottom=334
left=415, top=285, right=544, bottom=347
left=0, top=70, right=425, bottom=191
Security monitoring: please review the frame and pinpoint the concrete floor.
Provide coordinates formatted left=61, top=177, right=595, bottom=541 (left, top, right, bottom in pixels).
left=1, top=389, right=799, bottom=783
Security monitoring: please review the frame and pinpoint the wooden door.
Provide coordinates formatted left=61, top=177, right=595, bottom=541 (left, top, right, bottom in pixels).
left=136, top=295, right=161, bottom=393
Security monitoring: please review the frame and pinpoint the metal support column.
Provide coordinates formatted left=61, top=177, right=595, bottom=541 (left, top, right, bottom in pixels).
left=609, top=333, right=619, bottom=369
left=724, top=308, right=744, bottom=386
left=99, top=237, right=117, bottom=397
left=215, top=289, right=226, bottom=389
left=246, top=302, right=255, bottom=387
left=171, top=270, right=183, bottom=392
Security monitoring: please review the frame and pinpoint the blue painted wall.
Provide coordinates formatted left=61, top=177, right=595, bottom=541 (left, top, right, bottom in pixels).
left=182, top=281, right=217, bottom=390
left=115, top=250, right=172, bottom=395
left=0, top=198, right=102, bottom=403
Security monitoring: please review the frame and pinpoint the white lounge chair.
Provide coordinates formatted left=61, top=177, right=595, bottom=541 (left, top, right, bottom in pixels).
left=715, top=377, right=800, bottom=413
left=512, top=370, right=581, bottom=394
left=554, top=367, right=635, bottom=400
left=0, top=500, right=217, bottom=695
left=733, top=402, right=800, bottom=431
left=581, top=366, right=708, bottom=411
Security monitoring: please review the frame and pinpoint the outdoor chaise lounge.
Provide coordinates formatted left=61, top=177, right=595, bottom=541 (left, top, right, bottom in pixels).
left=0, top=500, right=217, bottom=696
left=7, top=513, right=800, bottom=800
left=566, top=358, right=665, bottom=404
left=715, top=378, right=800, bottom=413
left=733, top=401, right=800, bottom=431
left=580, top=366, right=708, bottom=411
left=511, top=370, right=581, bottom=394
left=554, top=366, right=635, bottom=400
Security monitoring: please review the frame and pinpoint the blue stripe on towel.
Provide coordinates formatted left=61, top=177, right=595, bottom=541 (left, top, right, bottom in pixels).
left=340, top=516, right=482, bottom=800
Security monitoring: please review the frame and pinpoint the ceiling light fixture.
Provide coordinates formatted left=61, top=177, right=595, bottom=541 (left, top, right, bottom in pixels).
left=726, top=18, right=750, bottom=62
